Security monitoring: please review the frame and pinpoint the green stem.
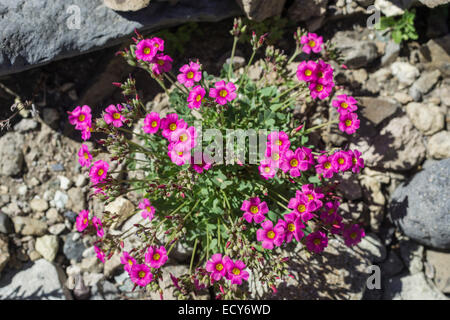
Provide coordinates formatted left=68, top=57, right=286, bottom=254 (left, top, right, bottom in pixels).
left=304, top=120, right=339, bottom=134
left=287, top=48, right=299, bottom=65
left=228, top=36, right=239, bottom=81
left=271, top=82, right=304, bottom=104
left=189, top=239, right=198, bottom=274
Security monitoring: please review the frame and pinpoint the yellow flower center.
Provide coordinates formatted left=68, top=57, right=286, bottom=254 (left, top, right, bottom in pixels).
left=215, top=263, right=223, bottom=271
left=328, top=208, right=334, bottom=215
left=232, top=268, right=241, bottom=275
left=304, top=69, right=312, bottom=76
left=324, top=162, right=331, bottom=169
left=128, top=260, right=133, bottom=266
left=276, top=140, right=283, bottom=146
left=350, top=232, right=357, bottom=239
left=297, top=204, right=306, bottom=213
left=196, top=94, right=202, bottom=102
left=84, top=153, right=89, bottom=159
left=143, top=47, right=151, bottom=55
left=146, top=206, right=152, bottom=212
left=313, top=238, right=321, bottom=245
left=271, top=153, right=280, bottom=161
left=138, top=271, right=146, bottom=278
left=154, top=43, right=159, bottom=48
left=153, top=253, right=160, bottom=261
left=264, top=167, right=271, bottom=173
left=113, top=113, right=121, bottom=120
left=290, top=159, right=298, bottom=167
left=307, top=194, right=314, bottom=201
left=338, top=158, right=344, bottom=165
left=78, top=114, right=85, bottom=122
left=352, top=157, right=357, bottom=165
left=250, top=206, right=259, bottom=214
left=97, top=169, right=104, bottom=176
left=83, top=218, right=88, bottom=224
left=341, top=102, right=348, bottom=109
left=158, top=59, right=164, bottom=66
left=169, top=123, right=177, bottom=131
left=288, top=223, right=295, bottom=232
left=179, top=133, right=188, bottom=142
left=267, top=231, right=275, bottom=239
left=308, top=40, right=316, bottom=47
left=151, top=121, right=157, bottom=128
left=178, top=151, right=183, bottom=156
left=219, top=89, right=228, bottom=98
left=345, top=120, right=352, bottom=127
left=316, top=84, right=323, bottom=92
left=186, top=71, right=194, bottom=79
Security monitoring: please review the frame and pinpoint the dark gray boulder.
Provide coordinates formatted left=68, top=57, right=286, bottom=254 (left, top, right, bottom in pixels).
left=390, top=159, right=450, bottom=249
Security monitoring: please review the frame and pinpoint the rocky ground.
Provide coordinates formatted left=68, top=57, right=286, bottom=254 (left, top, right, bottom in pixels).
left=0, top=1, right=449, bottom=300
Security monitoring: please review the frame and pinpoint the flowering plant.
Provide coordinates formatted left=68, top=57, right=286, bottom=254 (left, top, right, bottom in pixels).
left=69, top=19, right=365, bottom=300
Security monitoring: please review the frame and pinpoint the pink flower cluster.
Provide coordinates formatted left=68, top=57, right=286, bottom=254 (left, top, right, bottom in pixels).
left=68, top=105, right=92, bottom=141
left=120, top=246, right=168, bottom=287
left=332, top=94, right=360, bottom=135
left=315, top=149, right=364, bottom=179
left=135, top=37, right=173, bottom=75
left=205, top=254, right=249, bottom=285
left=297, top=60, right=335, bottom=100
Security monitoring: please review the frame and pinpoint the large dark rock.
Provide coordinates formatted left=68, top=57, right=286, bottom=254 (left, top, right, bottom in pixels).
left=390, top=159, right=450, bottom=249
left=0, top=0, right=242, bottom=77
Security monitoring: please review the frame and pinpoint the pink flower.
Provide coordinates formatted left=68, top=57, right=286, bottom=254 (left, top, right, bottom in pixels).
left=350, top=149, right=364, bottom=173
left=343, top=224, right=365, bottom=247
left=89, top=160, right=109, bottom=184
left=320, top=201, right=340, bottom=222
left=76, top=210, right=89, bottom=232
left=316, top=60, right=334, bottom=85
left=301, top=184, right=324, bottom=210
left=281, top=213, right=305, bottom=243
left=168, top=143, right=191, bottom=166
left=81, top=125, right=92, bottom=141
left=92, top=216, right=104, bottom=238
left=206, top=253, right=228, bottom=281
left=296, top=60, right=318, bottom=82
left=145, top=246, right=168, bottom=269
left=138, top=198, right=155, bottom=221
left=240, top=197, right=268, bottom=224
left=130, top=263, right=153, bottom=287
left=330, top=215, right=344, bottom=235
left=338, top=111, right=360, bottom=134
left=103, top=104, right=125, bottom=128
left=287, top=191, right=315, bottom=221
left=120, top=251, right=136, bottom=273
left=256, top=220, right=285, bottom=250
left=187, top=85, right=206, bottom=109
left=305, top=231, right=328, bottom=253
left=191, top=152, right=213, bottom=174
left=177, top=62, right=202, bottom=88
left=136, top=39, right=157, bottom=61
left=315, top=154, right=338, bottom=179
left=94, top=245, right=105, bottom=263
left=309, top=82, right=333, bottom=100
left=301, top=33, right=323, bottom=54
left=143, top=112, right=161, bottom=134
left=160, top=113, right=187, bottom=139
left=68, top=105, right=92, bottom=130
left=267, top=131, right=290, bottom=151
left=332, top=150, right=353, bottom=172
left=258, top=159, right=277, bottom=180
left=264, top=145, right=283, bottom=167
left=332, top=94, right=358, bottom=113
left=296, top=147, right=315, bottom=171
left=225, top=259, right=249, bottom=285
left=279, top=149, right=302, bottom=177
left=151, top=53, right=173, bottom=75
left=78, top=144, right=92, bottom=167
left=150, top=37, right=164, bottom=52
left=169, top=126, right=197, bottom=150
left=209, top=80, right=237, bottom=105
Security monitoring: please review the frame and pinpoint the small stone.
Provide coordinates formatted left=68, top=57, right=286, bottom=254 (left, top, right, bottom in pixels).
left=51, top=163, right=65, bottom=172
left=80, top=256, right=103, bottom=274
left=358, top=96, right=400, bottom=126
left=406, top=102, right=445, bottom=136
left=0, top=235, right=10, bottom=275
left=17, top=184, right=28, bottom=196
left=426, top=249, right=450, bottom=294
left=393, top=92, right=413, bottom=105
left=30, top=198, right=49, bottom=212
left=63, top=233, right=86, bottom=262
left=54, top=191, right=69, bottom=210
left=409, top=70, right=441, bottom=101
left=383, top=272, right=447, bottom=300
left=427, top=131, right=450, bottom=159
left=104, top=254, right=122, bottom=278
left=58, top=176, right=72, bottom=191
left=235, top=0, right=286, bottom=22
left=105, top=197, right=135, bottom=229
left=356, top=233, right=387, bottom=263
left=35, top=235, right=59, bottom=262
left=0, top=133, right=24, bottom=177
left=64, top=211, right=78, bottom=223
left=75, top=174, right=88, bottom=187
left=48, top=223, right=66, bottom=235
left=67, top=188, right=86, bottom=213
left=29, top=251, right=42, bottom=261
left=12, top=217, right=47, bottom=236
left=46, top=208, right=63, bottom=224
left=381, top=40, right=400, bottom=66
left=390, top=61, right=420, bottom=86
left=13, top=119, right=38, bottom=132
